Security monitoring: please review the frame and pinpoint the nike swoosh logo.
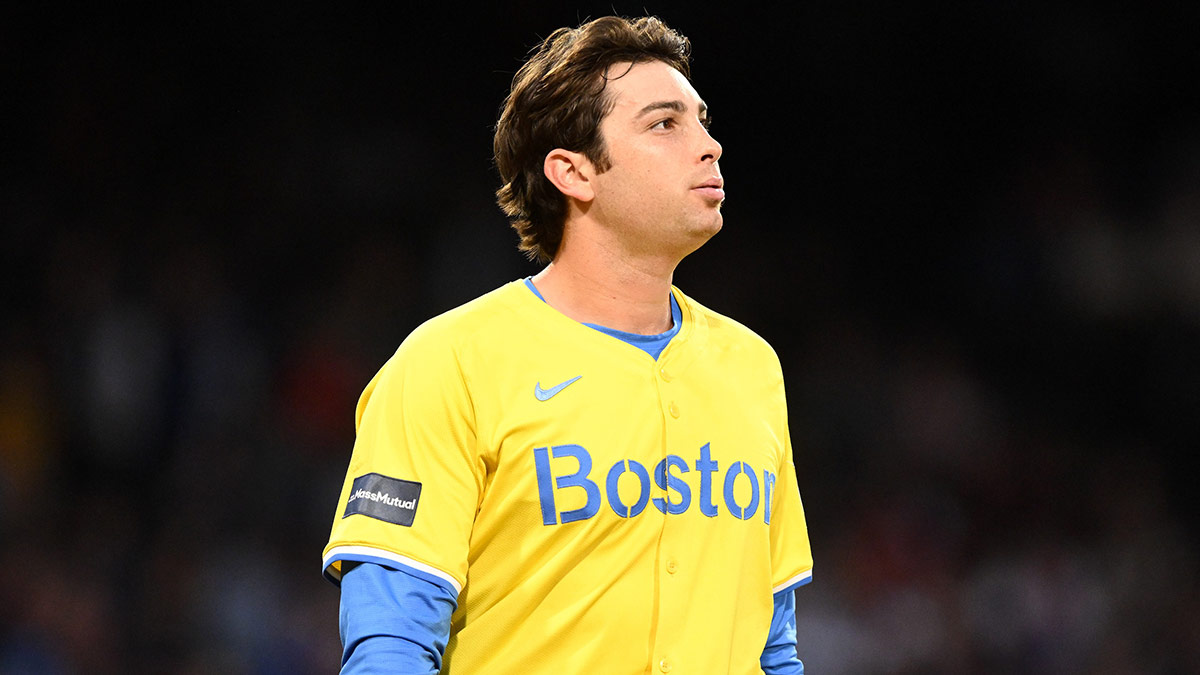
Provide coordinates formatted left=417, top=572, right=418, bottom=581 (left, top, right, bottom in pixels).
left=534, top=375, right=582, bottom=401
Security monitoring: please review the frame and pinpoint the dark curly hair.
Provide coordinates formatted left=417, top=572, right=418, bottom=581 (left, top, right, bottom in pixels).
left=493, top=16, right=692, bottom=262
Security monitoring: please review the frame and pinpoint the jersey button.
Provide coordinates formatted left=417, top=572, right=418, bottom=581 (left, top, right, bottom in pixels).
left=659, top=367, right=673, bottom=382
left=666, top=559, right=678, bottom=574
left=659, top=659, right=673, bottom=673
left=668, top=402, right=680, bottom=418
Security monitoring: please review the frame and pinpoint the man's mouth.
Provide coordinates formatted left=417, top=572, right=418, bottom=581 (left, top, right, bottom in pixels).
left=692, top=178, right=725, bottom=201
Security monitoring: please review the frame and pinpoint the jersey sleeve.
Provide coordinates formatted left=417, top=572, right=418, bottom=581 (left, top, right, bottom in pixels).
left=769, top=411, right=814, bottom=594
left=323, top=323, right=483, bottom=594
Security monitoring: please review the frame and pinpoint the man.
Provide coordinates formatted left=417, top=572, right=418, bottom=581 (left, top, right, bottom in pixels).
left=323, top=15, right=813, bottom=674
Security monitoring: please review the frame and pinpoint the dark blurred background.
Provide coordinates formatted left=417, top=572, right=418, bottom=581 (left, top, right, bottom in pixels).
left=2, top=2, right=1198, bottom=673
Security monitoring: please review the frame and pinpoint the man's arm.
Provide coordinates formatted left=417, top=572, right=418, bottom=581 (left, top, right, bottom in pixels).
left=339, top=562, right=456, bottom=674
left=760, top=589, right=803, bottom=675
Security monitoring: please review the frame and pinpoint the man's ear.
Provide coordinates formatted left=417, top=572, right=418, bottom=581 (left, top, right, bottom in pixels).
left=543, top=148, right=595, bottom=203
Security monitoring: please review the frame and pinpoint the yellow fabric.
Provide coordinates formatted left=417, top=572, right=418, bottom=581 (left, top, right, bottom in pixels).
left=324, top=280, right=813, bottom=674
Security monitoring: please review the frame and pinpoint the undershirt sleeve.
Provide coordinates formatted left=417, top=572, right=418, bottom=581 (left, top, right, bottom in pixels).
left=339, top=562, right=456, bottom=675
left=760, top=588, right=804, bottom=674
left=344, top=550, right=804, bottom=674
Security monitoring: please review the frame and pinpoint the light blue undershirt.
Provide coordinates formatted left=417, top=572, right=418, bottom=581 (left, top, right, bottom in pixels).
left=336, top=280, right=805, bottom=674
left=523, top=277, right=682, bottom=360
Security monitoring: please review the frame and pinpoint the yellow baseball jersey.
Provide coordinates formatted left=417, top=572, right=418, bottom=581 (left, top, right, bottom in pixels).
left=323, top=280, right=813, bottom=674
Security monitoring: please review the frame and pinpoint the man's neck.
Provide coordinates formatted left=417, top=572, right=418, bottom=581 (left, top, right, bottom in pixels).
left=531, top=245, right=677, bottom=335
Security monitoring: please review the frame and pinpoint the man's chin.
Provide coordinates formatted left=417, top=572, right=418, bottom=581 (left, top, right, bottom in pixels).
left=677, top=217, right=723, bottom=258
left=700, top=213, right=724, bottom=238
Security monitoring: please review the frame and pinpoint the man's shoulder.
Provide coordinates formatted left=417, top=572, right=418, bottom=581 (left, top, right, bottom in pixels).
left=675, top=287, right=781, bottom=363
left=399, top=280, right=529, bottom=354
left=363, top=281, right=532, bottom=398
left=355, top=283, right=531, bottom=427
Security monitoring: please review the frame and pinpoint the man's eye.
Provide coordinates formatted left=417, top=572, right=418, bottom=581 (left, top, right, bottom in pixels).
left=700, top=116, right=713, bottom=130
left=652, top=118, right=676, bottom=130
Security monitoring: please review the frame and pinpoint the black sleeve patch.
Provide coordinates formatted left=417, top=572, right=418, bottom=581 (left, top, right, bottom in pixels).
left=343, top=473, right=422, bottom=526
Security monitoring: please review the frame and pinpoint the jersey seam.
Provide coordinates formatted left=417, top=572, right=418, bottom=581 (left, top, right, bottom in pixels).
left=324, top=543, right=464, bottom=593
left=771, top=568, right=814, bottom=594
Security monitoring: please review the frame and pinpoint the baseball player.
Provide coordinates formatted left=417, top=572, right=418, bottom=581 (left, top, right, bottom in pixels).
left=323, top=15, right=813, bottom=674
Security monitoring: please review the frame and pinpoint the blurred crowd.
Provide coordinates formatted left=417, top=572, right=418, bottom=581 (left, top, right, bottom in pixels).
left=2, top=4, right=1199, bottom=674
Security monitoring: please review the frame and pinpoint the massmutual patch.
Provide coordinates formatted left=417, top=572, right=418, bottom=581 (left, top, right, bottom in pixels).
left=343, top=473, right=422, bottom=526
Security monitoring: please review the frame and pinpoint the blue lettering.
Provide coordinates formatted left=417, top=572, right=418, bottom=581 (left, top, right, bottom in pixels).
left=533, top=446, right=557, bottom=525
left=723, top=461, right=760, bottom=520
left=536, top=443, right=772, bottom=524
left=553, top=445, right=601, bottom=523
left=695, top=443, right=719, bottom=517
left=606, top=460, right=651, bottom=518
left=652, top=454, right=692, bottom=515
left=762, top=469, right=776, bottom=524
left=533, top=444, right=601, bottom=525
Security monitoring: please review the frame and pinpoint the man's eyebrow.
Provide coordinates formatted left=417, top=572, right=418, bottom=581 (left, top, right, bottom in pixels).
left=635, top=100, right=687, bottom=118
left=633, top=100, right=710, bottom=121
